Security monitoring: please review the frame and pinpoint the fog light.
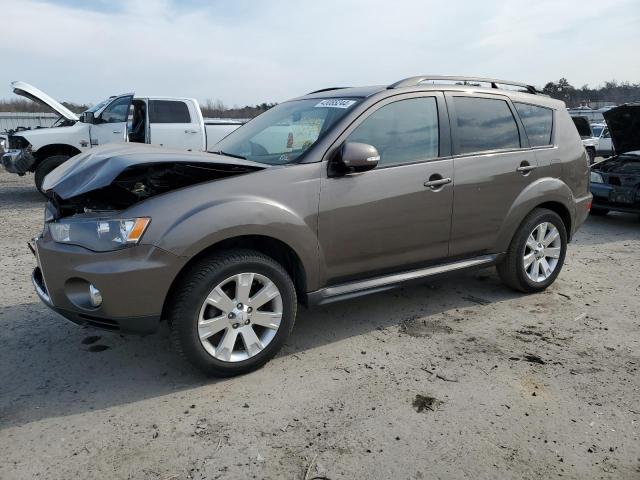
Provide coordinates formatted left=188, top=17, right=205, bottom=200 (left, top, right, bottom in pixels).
left=89, top=284, right=102, bottom=307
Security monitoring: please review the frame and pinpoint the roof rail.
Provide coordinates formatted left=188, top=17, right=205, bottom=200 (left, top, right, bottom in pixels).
left=388, top=76, right=540, bottom=94
left=307, top=87, right=349, bottom=95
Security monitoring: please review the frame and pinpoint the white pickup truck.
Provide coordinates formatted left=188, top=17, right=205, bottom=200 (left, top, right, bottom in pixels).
left=0, top=82, right=243, bottom=192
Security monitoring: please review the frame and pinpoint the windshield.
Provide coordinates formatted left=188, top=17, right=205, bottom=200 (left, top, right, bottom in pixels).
left=213, top=98, right=362, bottom=164
left=591, top=125, right=604, bottom=137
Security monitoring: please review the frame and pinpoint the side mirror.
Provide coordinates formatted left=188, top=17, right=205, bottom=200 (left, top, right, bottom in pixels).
left=332, top=142, right=379, bottom=176
left=81, top=111, right=95, bottom=124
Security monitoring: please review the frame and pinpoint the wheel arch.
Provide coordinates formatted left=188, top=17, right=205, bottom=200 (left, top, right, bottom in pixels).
left=161, top=234, right=309, bottom=322
left=495, top=178, right=575, bottom=252
left=534, top=201, right=572, bottom=237
left=33, top=143, right=81, bottom=166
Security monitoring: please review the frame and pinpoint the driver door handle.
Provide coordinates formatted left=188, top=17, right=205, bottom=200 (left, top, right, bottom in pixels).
left=112, top=130, right=122, bottom=134
left=185, top=129, right=198, bottom=134
left=424, top=177, right=452, bottom=188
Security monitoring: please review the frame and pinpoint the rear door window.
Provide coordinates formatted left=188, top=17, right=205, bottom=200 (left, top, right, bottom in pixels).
left=451, top=97, right=520, bottom=154
left=347, top=97, right=439, bottom=167
left=514, top=103, right=553, bottom=146
left=149, top=100, right=191, bottom=123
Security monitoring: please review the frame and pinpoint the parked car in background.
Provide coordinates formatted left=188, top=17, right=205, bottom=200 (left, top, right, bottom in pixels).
left=0, top=82, right=242, bottom=193
left=590, top=122, right=614, bottom=157
left=590, top=103, right=640, bottom=215
left=32, top=75, right=591, bottom=376
left=571, top=115, right=598, bottom=164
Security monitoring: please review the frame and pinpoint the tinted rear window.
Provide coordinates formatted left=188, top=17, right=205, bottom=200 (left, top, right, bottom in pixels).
left=452, top=97, right=520, bottom=154
left=149, top=100, right=191, bottom=123
left=515, top=103, right=554, bottom=146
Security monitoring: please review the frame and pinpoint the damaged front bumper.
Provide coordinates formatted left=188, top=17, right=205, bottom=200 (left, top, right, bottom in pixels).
left=2, top=148, right=35, bottom=175
left=31, top=233, right=187, bottom=335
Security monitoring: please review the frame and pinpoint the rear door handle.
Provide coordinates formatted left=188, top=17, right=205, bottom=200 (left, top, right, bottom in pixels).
left=424, top=177, right=452, bottom=188
left=185, top=129, right=198, bottom=134
left=516, top=165, right=537, bottom=174
left=112, top=130, right=122, bottom=134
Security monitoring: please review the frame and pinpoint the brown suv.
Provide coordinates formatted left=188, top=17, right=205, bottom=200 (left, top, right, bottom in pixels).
left=33, top=76, right=592, bottom=376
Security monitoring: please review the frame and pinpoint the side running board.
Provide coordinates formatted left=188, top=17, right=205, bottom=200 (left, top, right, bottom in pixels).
left=307, top=255, right=497, bottom=305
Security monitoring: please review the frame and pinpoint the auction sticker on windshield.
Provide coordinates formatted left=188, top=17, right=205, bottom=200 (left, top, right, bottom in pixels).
left=315, top=99, right=357, bottom=109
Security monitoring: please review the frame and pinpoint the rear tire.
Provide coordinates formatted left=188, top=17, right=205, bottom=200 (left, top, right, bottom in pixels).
left=168, top=249, right=297, bottom=376
left=590, top=207, right=609, bottom=216
left=497, top=208, right=567, bottom=293
left=34, top=155, right=69, bottom=195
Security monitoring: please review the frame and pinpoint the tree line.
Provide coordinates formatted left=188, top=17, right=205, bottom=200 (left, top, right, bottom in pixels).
left=542, top=79, right=640, bottom=107
left=0, top=79, right=637, bottom=116
left=200, top=99, right=277, bottom=119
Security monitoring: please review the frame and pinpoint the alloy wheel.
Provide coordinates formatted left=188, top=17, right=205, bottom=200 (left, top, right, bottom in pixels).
left=523, top=222, right=562, bottom=283
left=197, top=273, right=283, bottom=362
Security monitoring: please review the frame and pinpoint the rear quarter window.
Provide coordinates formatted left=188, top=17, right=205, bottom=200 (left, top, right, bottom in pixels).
left=514, top=103, right=554, bottom=147
left=451, top=97, right=521, bottom=155
left=149, top=100, right=191, bottom=123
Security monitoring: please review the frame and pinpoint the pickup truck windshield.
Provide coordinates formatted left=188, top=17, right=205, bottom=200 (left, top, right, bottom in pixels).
left=213, top=98, right=362, bottom=164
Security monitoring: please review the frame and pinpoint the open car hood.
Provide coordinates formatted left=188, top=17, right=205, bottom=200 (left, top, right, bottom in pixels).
left=11, top=81, right=79, bottom=122
left=571, top=116, right=593, bottom=138
left=43, top=144, right=266, bottom=201
left=603, top=103, right=640, bottom=155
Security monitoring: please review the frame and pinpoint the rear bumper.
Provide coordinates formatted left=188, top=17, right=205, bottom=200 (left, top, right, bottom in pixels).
left=572, top=193, right=593, bottom=237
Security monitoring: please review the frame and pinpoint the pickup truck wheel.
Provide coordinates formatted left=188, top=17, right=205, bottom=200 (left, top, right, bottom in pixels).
left=34, top=155, right=69, bottom=195
left=497, top=208, right=567, bottom=293
left=168, top=249, right=297, bottom=376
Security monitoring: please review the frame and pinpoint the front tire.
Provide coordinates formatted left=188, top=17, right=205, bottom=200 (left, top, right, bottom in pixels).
left=34, top=155, right=69, bottom=195
left=497, top=208, right=567, bottom=293
left=168, top=249, right=297, bottom=376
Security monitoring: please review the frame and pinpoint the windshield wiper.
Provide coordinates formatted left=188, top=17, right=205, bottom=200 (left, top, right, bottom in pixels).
left=213, top=150, right=246, bottom=160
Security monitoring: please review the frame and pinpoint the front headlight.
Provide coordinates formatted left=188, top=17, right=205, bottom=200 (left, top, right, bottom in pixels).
left=49, top=217, right=150, bottom=251
left=590, top=171, right=604, bottom=184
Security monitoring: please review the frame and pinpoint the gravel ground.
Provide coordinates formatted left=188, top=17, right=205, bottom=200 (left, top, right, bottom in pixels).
left=0, top=169, right=639, bottom=480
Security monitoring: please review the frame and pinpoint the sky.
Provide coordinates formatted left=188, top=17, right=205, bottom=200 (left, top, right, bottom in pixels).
left=1, top=0, right=639, bottom=107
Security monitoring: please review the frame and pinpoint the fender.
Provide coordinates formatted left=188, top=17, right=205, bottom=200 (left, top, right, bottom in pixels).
left=494, top=176, right=574, bottom=252
left=160, top=196, right=320, bottom=290
left=128, top=164, right=323, bottom=291
left=17, top=122, right=92, bottom=152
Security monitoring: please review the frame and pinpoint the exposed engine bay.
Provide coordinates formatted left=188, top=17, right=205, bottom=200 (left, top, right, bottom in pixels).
left=50, top=162, right=262, bottom=218
left=594, top=153, right=640, bottom=175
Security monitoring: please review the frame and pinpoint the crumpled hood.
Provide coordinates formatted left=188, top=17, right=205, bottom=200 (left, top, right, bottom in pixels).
left=43, top=144, right=266, bottom=199
left=603, top=103, right=640, bottom=155
left=12, top=81, right=78, bottom=122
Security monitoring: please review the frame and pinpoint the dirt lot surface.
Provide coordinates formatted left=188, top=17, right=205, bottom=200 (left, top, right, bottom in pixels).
left=0, top=170, right=639, bottom=480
